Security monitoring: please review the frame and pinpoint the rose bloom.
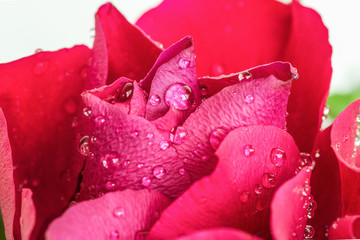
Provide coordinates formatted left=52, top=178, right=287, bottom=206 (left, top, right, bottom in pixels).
left=0, top=0, right=359, bottom=240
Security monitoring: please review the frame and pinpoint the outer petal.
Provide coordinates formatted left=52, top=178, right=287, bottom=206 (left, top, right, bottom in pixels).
left=20, top=189, right=36, bottom=240
left=328, top=215, right=360, bottom=239
left=284, top=1, right=332, bottom=152
left=308, top=127, right=342, bottom=239
left=45, top=189, right=170, bottom=240
left=147, top=125, right=300, bottom=240
left=175, top=62, right=294, bottom=182
left=270, top=167, right=312, bottom=240
left=79, top=91, right=191, bottom=199
left=0, top=108, right=15, bottom=240
left=331, top=99, right=360, bottom=215
left=95, top=3, right=162, bottom=84
left=175, top=228, right=262, bottom=240
left=0, top=46, right=91, bottom=239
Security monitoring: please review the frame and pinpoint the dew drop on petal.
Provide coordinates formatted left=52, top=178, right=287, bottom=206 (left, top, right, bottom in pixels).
left=270, top=148, right=286, bottom=167
left=160, top=140, right=170, bottom=150
left=262, top=173, right=275, bottom=189
left=178, top=58, right=190, bottom=69
left=209, top=127, right=228, bottom=150
left=255, top=184, right=263, bottom=195
left=94, top=116, right=106, bottom=127
left=178, top=168, right=186, bottom=175
left=302, top=184, right=311, bottom=196
left=83, top=107, right=92, bottom=118
left=243, top=144, right=255, bottom=157
left=79, top=136, right=90, bottom=156
left=116, top=82, right=133, bottom=102
left=146, top=133, right=154, bottom=139
left=109, top=230, right=120, bottom=240
left=291, top=68, right=299, bottom=80
left=153, top=165, right=166, bottom=179
left=240, top=191, right=250, bottom=203
left=304, top=225, right=315, bottom=239
left=244, top=94, right=254, bottom=104
left=149, top=95, right=161, bottom=106
left=170, top=126, right=187, bottom=144
left=322, top=105, right=330, bottom=120
left=113, top=207, right=125, bottom=218
left=238, top=71, right=252, bottom=81
left=141, top=176, right=152, bottom=187
left=299, top=152, right=314, bottom=168
left=105, top=181, right=117, bottom=191
left=164, top=83, right=194, bottom=110
left=199, top=85, right=208, bottom=96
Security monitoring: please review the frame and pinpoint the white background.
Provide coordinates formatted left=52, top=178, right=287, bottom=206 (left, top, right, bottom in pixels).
left=0, top=0, right=359, bottom=95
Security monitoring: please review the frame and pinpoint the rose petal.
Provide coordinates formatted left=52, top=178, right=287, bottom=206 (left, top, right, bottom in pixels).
left=328, top=215, right=360, bottom=239
left=308, top=127, right=342, bottom=239
left=142, top=36, right=201, bottom=121
left=45, top=189, right=170, bottom=240
left=175, top=62, right=294, bottom=182
left=0, top=46, right=90, bottom=239
left=284, top=1, right=332, bottom=153
left=331, top=99, right=360, bottom=214
left=95, top=3, right=162, bottom=84
left=147, top=125, right=300, bottom=239
left=270, top=167, right=312, bottom=240
left=80, top=91, right=191, bottom=199
left=0, top=108, right=16, bottom=240
left=136, top=0, right=291, bottom=76
left=175, top=228, right=263, bottom=240
left=20, top=188, right=36, bottom=240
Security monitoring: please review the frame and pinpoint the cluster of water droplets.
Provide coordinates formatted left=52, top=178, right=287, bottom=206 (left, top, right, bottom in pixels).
left=296, top=152, right=316, bottom=174
left=354, top=112, right=360, bottom=147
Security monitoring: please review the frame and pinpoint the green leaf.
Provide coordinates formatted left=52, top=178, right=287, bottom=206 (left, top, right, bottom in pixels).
left=327, top=90, right=360, bottom=119
left=0, top=207, right=6, bottom=240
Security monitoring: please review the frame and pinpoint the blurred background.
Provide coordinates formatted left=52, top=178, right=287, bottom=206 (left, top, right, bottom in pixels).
left=0, top=0, right=359, bottom=238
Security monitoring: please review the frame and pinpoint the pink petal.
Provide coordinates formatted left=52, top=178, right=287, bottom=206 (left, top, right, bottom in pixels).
left=270, top=167, right=312, bottom=240
left=328, top=215, right=360, bottom=239
left=136, top=0, right=291, bottom=76
left=79, top=91, right=191, bottom=199
left=284, top=1, right=332, bottom=153
left=308, top=127, right=342, bottom=239
left=175, top=228, right=263, bottom=240
left=0, top=108, right=16, bottom=240
left=0, top=46, right=90, bottom=239
left=45, top=189, right=170, bottom=240
left=175, top=62, right=294, bottom=182
left=95, top=3, right=162, bottom=84
left=331, top=99, right=360, bottom=215
left=142, top=36, right=201, bottom=121
left=147, top=125, right=300, bottom=240
left=20, top=188, right=36, bottom=240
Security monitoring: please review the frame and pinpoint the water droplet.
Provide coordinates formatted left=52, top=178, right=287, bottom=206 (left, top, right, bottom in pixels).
left=244, top=94, right=254, bottom=104
left=34, top=48, right=43, bottom=53
left=178, top=168, right=186, bottom=175
left=64, top=97, right=77, bottom=115
left=262, top=173, right=275, bottom=189
left=291, top=68, right=299, bottom=80
left=164, top=83, right=194, bottom=110
left=83, top=107, right=92, bottom=118
left=322, top=105, right=330, bottom=121
left=160, top=140, right=170, bottom=150
left=94, top=116, right=106, bottom=127
left=116, top=82, right=133, bottom=102
left=243, top=145, right=255, bottom=157
left=105, top=181, right=117, bottom=191
left=131, top=130, right=139, bottom=138
left=146, top=133, right=154, bottom=139
left=299, top=152, right=314, bottom=168
left=79, top=136, right=90, bottom=156
left=153, top=165, right=166, bottom=179
left=113, top=207, right=125, bottom=218
left=33, top=61, right=49, bottom=75
left=240, top=191, right=250, bottom=203
left=314, top=149, right=320, bottom=158
left=199, top=85, right=208, bottom=96
left=211, top=63, right=225, bottom=75
left=209, top=127, right=228, bottom=150
left=304, top=225, right=315, bottom=239
left=255, top=184, right=263, bottom=194
left=302, top=184, right=311, bottom=196
left=141, top=176, right=152, bottom=187
left=149, top=95, right=161, bottom=106
left=238, top=71, right=252, bottom=81
left=178, top=58, right=190, bottom=69
left=109, top=230, right=120, bottom=240
left=170, top=126, right=187, bottom=144
left=270, top=148, right=286, bottom=167
left=137, top=163, right=144, bottom=168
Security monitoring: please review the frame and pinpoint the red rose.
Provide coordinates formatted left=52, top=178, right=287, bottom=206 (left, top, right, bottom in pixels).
left=0, top=1, right=359, bottom=240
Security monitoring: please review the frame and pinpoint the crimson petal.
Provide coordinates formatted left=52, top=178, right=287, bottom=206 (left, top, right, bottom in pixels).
left=328, top=215, right=360, bottom=239
left=45, top=189, right=170, bottom=240
left=0, top=109, right=15, bottom=240
left=270, top=167, right=312, bottom=240
left=95, top=3, right=162, bottom=85
left=147, top=125, right=300, bottom=239
left=331, top=99, right=360, bottom=214
left=175, top=228, right=262, bottom=240
left=175, top=62, right=294, bottom=182
left=0, top=46, right=90, bottom=239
